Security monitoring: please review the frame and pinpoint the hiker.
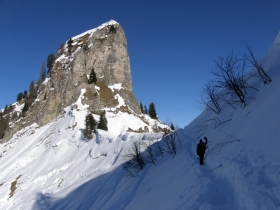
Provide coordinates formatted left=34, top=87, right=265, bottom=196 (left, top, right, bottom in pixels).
left=196, top=137, right=208, bottom=165
left=163, top=130, right=168, bottom=137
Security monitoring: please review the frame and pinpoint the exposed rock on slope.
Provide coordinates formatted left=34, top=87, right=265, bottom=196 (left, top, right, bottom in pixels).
left=2, top=20, right=150, bottom=142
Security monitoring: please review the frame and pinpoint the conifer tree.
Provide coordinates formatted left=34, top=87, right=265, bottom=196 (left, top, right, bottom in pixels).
left=88, top=68, right=97, bottom=84
left=97, top=111, right=108, bottom=131
left=22, top=101, right=30, bottom=116
left=67, top=38, right=73, bottom=45
left=23, top=90, right=28, bottom=99
left=109, top=25, right=116, bottom=33
left=85, top=114, right=96, bottom=138
left=149, top=102, right=157, bottom=119
left=140, top=102, right=144, bottom=114
left=17, top=92, right=23, bottom=102
left=47, top=54, right=55, bottom=73
left=144, top=105, right=148, bottom=114
left=170, top=123, right=175, bottom=131
left=22, top=81, right=37, bottom=116
left=67, top=38, right=74, bottom=54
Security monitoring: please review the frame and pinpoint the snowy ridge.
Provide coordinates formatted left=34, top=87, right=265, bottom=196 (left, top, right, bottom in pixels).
left=71, top=19, right=119, bottom=40
left=55, top=19, right=119, bottom=65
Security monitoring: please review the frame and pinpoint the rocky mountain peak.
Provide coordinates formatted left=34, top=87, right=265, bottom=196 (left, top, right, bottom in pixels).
left=1, top=20, right=153, bottom=143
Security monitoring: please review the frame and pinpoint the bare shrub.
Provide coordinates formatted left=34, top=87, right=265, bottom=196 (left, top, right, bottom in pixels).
left=155, top=140, right=164, bottom=157
left=199, top=80, right=222, bottom=114
left=162, top=133, right=177, bottom=155
left=122, top=140, right=146, bottom=176
left=244, top=42, right=272, bottom=84
left=144, top=141, right=157, bottom=166
left=212, top=53, right=249, bottom=107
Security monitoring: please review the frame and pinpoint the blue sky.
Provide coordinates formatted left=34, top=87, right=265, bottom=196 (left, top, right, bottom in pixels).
left=0, top=0, right=279, bottom=128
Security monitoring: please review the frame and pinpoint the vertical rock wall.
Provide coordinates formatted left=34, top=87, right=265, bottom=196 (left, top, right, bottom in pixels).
left=2, top=20, right=142, bottom=143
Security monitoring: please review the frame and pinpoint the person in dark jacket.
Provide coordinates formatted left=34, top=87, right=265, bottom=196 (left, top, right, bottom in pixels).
left=196, top=137, right=208, bottom=165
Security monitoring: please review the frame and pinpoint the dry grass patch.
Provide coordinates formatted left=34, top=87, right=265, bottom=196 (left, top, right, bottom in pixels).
left=8, top=175, right=22, bottom=199
left=96, top=81, right=118, bottom=107
left=57, top=178, right=64, bottom=187
left=83, top=88, right=95, bottom=101
left=126, top=126, right=149, bottom=133
left=81, top=34, right=90, bottom=44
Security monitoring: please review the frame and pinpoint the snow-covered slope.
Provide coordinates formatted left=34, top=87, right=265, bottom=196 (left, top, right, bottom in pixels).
left=0, top=93, right=166, bottom=209
left=0, top=36, right=280, bottom=209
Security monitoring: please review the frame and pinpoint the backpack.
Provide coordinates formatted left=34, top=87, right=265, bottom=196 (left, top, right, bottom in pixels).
left=197, top=142, right=206, bottom=153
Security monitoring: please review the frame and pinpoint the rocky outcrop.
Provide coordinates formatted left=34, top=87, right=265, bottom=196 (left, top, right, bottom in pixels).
left=2, top=20, right=142, bottom=142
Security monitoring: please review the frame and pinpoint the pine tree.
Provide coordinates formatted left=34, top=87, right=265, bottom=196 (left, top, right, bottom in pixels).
left=22, top=101, right=30, bottom=116
left=170, top=123, right=175, bottom=131
left=88, top=114, right=97, bottom=131
left=149, top=102, right=157, bottom=119
left=144, top=105, right=148, bottom=114
left=23, top=90, right=28, bottom=99
left=97, top=111, right=108, bottom=131
left=67, top=38, right=73, bottom=54
left=109, top=25, right=116, bottom=33
left=17, top=92, right=23, bottom=102
left=85, top=114, right=96, bottom=138
left=67, top=38, right=73, bottom=45
left=140, top=102, right=144, bottom=114
left=47, top=54, right=55, bottom=73
left=22, top=81, right=37, bottom=116
left=88, top=68, right=97, bottom=84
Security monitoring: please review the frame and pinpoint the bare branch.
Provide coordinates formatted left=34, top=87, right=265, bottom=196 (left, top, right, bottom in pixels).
left=210, top=163, right=223, bottom=172
left=244, top=42, right=272, bottom=84
left=122, top=140, right=146, bottom=176
left=217, top=131, right=240, bottom=152
left=198, top=80, right=222, bottom=114
left=155, top=140, right=164, bottom=157
left=219, top=130, right=239, bottom=140
left=212, top=53, right=249, bottom=107
left=122, top=163, right=135, bottom=177
left=217, top=139, right=240, bottom=152
left=205, top=118, right=232, bottom=128
left=144, top=141, right=157, bottom=166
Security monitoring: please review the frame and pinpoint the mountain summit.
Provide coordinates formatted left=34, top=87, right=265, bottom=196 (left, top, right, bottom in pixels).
left=2, top=20, right=160, bottom=142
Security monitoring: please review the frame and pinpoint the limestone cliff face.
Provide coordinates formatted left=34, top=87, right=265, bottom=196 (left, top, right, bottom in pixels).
left=2, top=20, right=143, bottom=142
